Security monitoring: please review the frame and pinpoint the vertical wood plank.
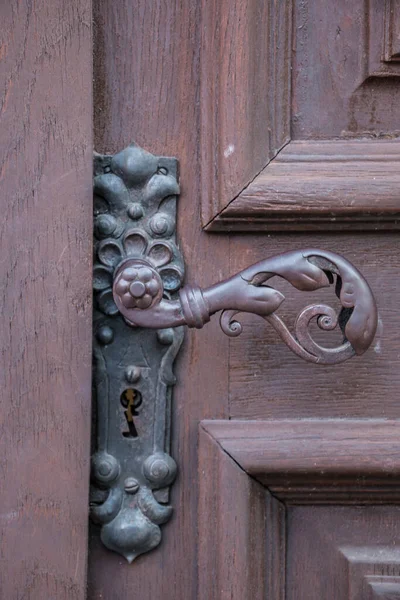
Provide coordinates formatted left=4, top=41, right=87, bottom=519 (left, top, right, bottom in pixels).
left=0, top=2, right=92, bottom=598
left=89, top=1, right=229, bottom=598
left=198, top=426, right=270, bottom=600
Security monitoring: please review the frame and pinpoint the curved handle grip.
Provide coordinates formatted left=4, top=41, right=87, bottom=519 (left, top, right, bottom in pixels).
left=113, top=248, right=377, bottom=365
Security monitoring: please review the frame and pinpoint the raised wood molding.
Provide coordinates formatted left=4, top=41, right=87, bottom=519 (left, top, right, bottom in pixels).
left=384, top=0, right=400, bottom=62
left=199, top=419, right=400, bottom=598
left=201, top=0, right=400, bottom=231
left=198, top=426, right=285, bottom=600
left=340, top=546, right=400, bottom=599
left=206, top=140, right=400, bottom=231
left=200, top=0, right=291, bottom=226
left=201, top=419, right=400, bottom=502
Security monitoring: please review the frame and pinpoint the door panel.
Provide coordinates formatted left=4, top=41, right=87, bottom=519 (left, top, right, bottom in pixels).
left=201, top=0, right=400, bottom=232
left=0, top=1, right=93, bottom=599
left=229, top=233, right=396, bottom=419
left=199, top=420, right=400, bottom=600
left=86, top=0, right=399, bottom=598
left=287, top=507, right=400, bottom=600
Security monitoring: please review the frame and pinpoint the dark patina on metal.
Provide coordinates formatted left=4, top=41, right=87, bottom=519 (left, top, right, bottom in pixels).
left=91, top=143, right=378, bottom=563
left=91, top=144, right=184, bottom=563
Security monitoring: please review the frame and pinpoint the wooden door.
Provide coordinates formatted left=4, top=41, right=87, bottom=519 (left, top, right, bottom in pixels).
left=87, top=1, right=400, bottom=598
left=0, top=2, right=93, bottom=599
left=2, top=1, right=400, bottom=599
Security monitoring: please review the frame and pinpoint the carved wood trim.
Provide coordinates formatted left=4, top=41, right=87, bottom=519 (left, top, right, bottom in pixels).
left=198, top=426, right=285, bottom=600
left=384, top=0, right=400, bottom=63
left=200, top=0, right=291, bottom=226
left=200, top=419, right=400, bottom=504
left=201, top=1, right=400, bottom=231
left=199, top=419, right=400, bottom=599
left=206, top=140, right=400, bottom=231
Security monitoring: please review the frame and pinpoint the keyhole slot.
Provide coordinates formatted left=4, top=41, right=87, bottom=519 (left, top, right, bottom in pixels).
left=120, top=389, right=143, bottom=438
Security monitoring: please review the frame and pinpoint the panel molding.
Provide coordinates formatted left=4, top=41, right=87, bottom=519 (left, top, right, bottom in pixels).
left=206, top=140, right=400, bottom=231
left=199, top=419, right=400, bottom=599
left=383, top=0, right=400, bottom=63
left=200, top=0, right=291, bottom=226
left=201, top=1, right=400, bottom=231
left=198, top=426, right=285, bottom=600
left=201, top=419, right=400, bottom=503
left=340, top=546, right=400, bottom=599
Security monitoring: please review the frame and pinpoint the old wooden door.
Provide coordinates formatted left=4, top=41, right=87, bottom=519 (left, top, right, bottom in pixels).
left=2, top=1, right=400, bottom=599
left=0, top=1, right=93, bottom=599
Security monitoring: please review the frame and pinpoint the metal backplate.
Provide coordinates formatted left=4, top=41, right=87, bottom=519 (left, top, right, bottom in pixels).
left=91, top=144, right=184, bottom=563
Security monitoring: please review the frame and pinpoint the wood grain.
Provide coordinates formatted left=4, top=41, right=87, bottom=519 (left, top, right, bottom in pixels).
left=287, top=506, right=400, bottom=600
left=198, top=426, right=272, bottom=600
left=384, top=0, right=400, bottom=62
left=292, top=0, right=400, bottom=139
left=201, top=421, right=400, bottom=596
left=89, top=1, right=229, bottom=598
left=200, top=0, right=291, bottom=226
left=202, top=0, right=400, bottom=232
left=0, top=2, right=92, bottom=599
left=207, top=140, right=400, bottom=231
left=228, top=233, right=400, bottom=420
left=202, top=419, right=400, bottom=502
left=89, top=0, right=400, bottom=596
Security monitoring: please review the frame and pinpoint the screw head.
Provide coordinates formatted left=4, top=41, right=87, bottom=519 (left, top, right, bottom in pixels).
left=125, top=366, right=141, bottom=383
left=124, top=477, right=140, bottom=494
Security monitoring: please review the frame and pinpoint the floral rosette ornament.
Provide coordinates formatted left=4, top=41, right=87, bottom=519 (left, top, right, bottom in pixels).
left=93, top=143, right=184, bottom=318
left=93, top=230, right=182, bottom=316
left=114, top=260, right=163, bottom=310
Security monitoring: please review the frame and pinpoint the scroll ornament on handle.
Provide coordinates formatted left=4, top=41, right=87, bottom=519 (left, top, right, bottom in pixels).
left=91, top=142, right=378, bottom=565
left=114, top=248, right=378, bottom=365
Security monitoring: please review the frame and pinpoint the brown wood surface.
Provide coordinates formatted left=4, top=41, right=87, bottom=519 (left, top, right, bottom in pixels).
left=201, top=420, right=400, bottom=598
left=89, top=1, right=229, bottom=598
left=287, top=506, right=400, bottom=599
left=292, top=0, right=400, bottom=139
left=202, top=419, right=400, bottom=503
left=208, top=140, right=400, bottom=231
left=200, top=0, right=291, bottom=226
left=202, top=419, right=400, bottom=478
left=228, top=233, right=398, bottom=420
left=0, top=2, right=93, bottom=599
left=89, top=0, right=400, bottom=598
left=198, top=426, right=270, bottom=600
left=202, top=0, right=400, bottom=231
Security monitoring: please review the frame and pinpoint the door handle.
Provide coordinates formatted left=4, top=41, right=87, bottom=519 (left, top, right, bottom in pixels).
left=91, top=143, right=378, bottom=563
left=113, top=248, right=376, bottom=365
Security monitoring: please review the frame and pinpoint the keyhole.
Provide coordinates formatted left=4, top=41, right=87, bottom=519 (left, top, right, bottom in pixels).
left=120, top=389, right=143, bottom=438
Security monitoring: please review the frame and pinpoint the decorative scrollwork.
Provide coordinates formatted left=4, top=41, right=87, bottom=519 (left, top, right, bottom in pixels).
left=218, top=249, right=377, bottom=364
left=114, top=248, right=377, bottom=365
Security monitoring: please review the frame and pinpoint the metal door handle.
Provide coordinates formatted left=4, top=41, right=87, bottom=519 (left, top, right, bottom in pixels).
left=91, top=144, right=378, bottom=563
left=113, top=248, right=376, bottom=365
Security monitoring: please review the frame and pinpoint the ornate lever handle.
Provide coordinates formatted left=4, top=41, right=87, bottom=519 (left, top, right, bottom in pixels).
left=113, top=249, right=377, bottom=365
left=91, top=144, right=378, bottom=564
